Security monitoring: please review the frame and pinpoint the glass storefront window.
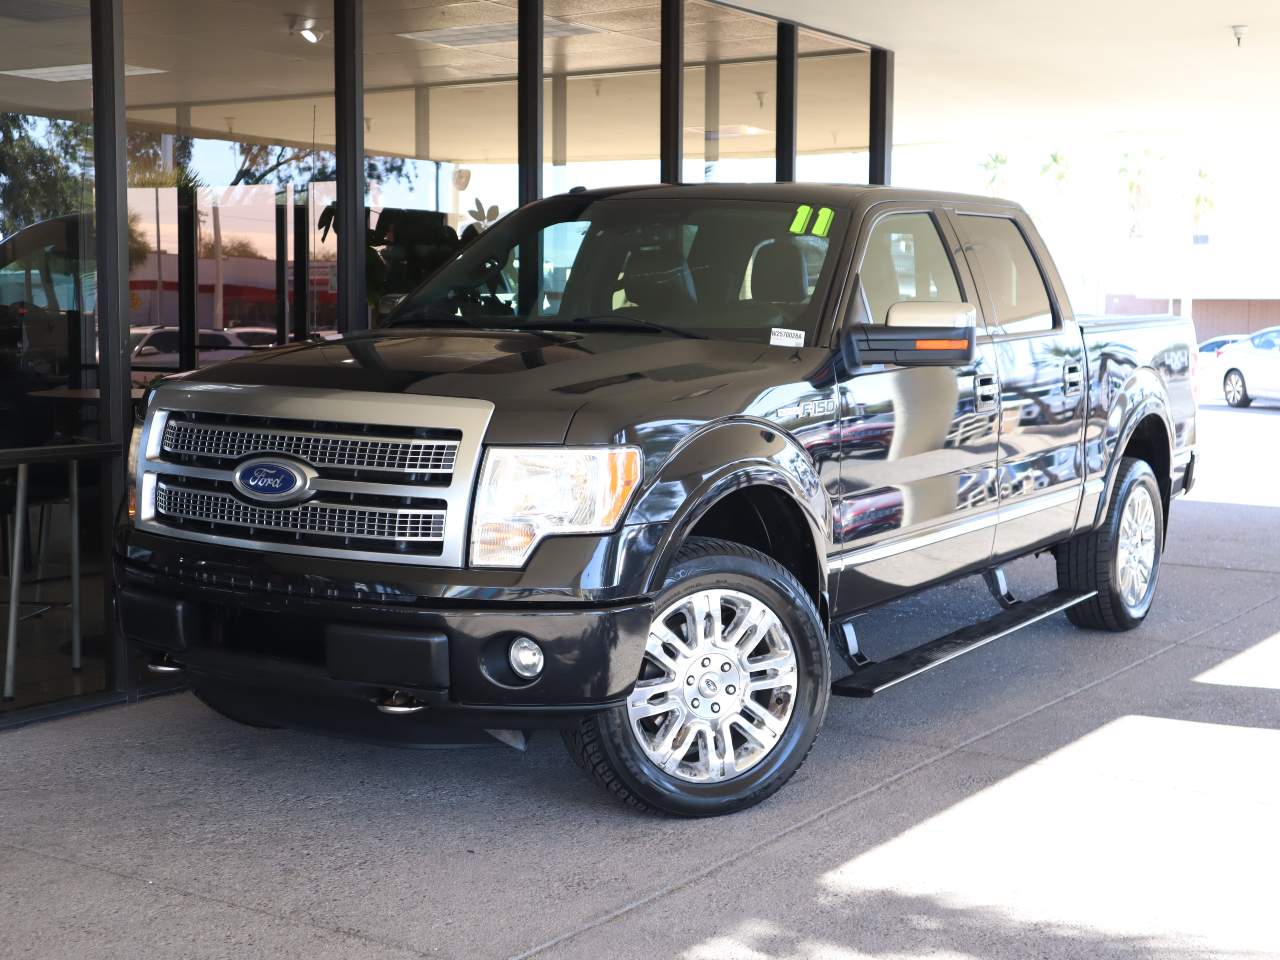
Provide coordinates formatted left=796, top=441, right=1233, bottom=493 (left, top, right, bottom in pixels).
left=683, top=1, right=778, bottom=183
left=1, top=4, right=110, bottom=713
left=797, top=29, right=871, bottom=184
left=363, top=0, right=520, bottom=324
left=542, top=2, right=661, bottom=195
left=123, top=1, right=339, bottom=366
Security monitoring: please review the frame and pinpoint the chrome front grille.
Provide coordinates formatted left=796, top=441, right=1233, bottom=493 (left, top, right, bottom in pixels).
left=162, top=419, right=458, bottom=475
left=155, top=481, right=445, bottom=543
left=134, top=383, right=495, bottom=567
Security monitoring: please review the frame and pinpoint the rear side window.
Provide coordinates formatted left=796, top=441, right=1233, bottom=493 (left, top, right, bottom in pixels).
left=959, top=216, right=1054, bottom=334
left=855, top=212, right=962, bottom=325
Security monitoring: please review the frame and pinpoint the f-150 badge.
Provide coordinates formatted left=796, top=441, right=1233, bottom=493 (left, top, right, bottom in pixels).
left=777, top=398, right=836, bottom=419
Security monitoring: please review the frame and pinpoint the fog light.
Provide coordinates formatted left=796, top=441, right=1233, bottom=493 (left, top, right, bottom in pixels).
left=508, top=636, right=544, bottom=680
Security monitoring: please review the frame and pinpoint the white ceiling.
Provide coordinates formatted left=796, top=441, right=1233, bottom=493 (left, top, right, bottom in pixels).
left=734, top=0, right=1280, bottom=145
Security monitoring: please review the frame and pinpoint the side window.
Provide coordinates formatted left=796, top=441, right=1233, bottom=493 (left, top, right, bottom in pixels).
left=855, top=212, right=961, bottom=325
left=960, top=215, right=1054, bottom=334
left=1251, top=331, right=1277, bottom=350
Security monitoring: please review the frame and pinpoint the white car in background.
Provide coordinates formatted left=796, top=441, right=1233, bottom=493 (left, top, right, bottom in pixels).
left=129, top=325, right=279, bottom=385
left=1197, top=334, right=1245, bottom=400
left=1219, top=327, right=1280, bottom=407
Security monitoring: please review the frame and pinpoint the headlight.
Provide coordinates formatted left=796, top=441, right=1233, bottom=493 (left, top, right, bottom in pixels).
left=127, top=422, right=143, bottom=519
left=470, top=446, right=642, bottom=568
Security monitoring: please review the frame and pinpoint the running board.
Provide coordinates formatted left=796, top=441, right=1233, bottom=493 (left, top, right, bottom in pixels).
left=830, top=589, right=1097, bottom=699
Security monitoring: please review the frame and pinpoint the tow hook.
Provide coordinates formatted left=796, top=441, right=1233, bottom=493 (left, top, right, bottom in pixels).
left=375, top=690, right=428, bottom=715
left=146, top=654, right=183, bottom=674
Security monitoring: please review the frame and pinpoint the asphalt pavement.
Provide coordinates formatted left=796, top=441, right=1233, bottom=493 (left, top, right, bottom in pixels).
left=1, top=403, right=1277, bottom=960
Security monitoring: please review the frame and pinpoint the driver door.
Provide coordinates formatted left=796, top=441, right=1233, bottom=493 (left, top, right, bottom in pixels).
left=832, top=204, right=1001, bottom=614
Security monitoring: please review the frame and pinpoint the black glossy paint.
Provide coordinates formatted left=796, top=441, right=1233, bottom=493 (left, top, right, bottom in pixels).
left=120, top=184, right=1198, bottom=736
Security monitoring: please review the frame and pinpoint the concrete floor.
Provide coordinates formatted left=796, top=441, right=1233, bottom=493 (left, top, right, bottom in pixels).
left=2, top=403, right=1278, bottom=960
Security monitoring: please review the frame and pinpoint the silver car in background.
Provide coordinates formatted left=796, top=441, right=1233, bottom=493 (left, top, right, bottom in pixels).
left=1220, top=326, right=1280, bottom=407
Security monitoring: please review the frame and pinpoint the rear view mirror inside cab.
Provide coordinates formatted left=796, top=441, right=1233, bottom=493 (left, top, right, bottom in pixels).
left=843, top=300, right=977, bottom=368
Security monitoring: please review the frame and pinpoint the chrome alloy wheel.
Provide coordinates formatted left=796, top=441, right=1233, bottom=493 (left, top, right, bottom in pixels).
left=1225, top=370, right=1245, bottom=405
left=626, top=589, right=798, bottom=783
left=1116, top=484, right=1158, bottom=612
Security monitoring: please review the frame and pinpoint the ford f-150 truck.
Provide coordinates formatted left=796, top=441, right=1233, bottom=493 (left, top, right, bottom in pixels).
left=117, top=185, right=1197, bottom=817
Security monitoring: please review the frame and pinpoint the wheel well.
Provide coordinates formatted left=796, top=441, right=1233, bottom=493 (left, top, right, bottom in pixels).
left=1122, top=414, right=1172, bottom=520
left=687, top=486, right=825, bottom=619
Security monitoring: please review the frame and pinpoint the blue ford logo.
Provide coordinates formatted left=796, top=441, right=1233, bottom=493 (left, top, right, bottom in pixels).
left=232, top=458, right=310, bottom=504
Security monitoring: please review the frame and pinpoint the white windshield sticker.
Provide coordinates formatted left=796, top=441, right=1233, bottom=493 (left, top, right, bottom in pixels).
left=769, top=327, right=805, bottom=348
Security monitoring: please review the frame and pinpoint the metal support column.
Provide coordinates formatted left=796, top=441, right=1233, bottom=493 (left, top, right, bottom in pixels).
left=776, top=22, right=798, bottom=183
left=3, top=465, right=27, bottom=701
left=660, top=0, right=683, bottom=184
left=869, top=48, right=894, bottom=185
left=275, top=196, right=288, bottom=346
left=334, top=0, right=366, bottom=332
left=517, top=0, right=543, bottom=206
left=293, top=201, right=310, bottom=342
left=176, top=184, right=197, bottom=370
left=89, top=0, right=130, bottom=696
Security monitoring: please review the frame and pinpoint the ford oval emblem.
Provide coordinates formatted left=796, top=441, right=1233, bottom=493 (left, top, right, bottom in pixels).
left=232, top=458, right=312, bottom=505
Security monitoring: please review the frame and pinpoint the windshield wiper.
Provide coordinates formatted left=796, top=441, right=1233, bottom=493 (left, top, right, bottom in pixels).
left=561, top=314, right=707, bottom=340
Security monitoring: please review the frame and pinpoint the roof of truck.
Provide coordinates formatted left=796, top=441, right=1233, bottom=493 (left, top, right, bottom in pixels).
left=540, top=182, right=1020, bottom=211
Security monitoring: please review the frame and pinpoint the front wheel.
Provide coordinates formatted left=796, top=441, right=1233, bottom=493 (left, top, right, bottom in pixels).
left=1224, top=369, right=1252, bottom=407
left=563, top=537, right=829, bottom=816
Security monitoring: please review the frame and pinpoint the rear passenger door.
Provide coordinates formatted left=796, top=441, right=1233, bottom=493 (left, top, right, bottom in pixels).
left=949, top=208, right=1087, bottom=559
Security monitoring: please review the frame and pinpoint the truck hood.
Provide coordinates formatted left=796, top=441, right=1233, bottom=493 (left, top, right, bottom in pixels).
left=177, top=328, right=808, bottom=445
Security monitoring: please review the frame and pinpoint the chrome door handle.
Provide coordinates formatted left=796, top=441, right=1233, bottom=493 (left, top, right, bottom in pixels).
left=1063, top=362, right=1084, bottom=396
left=975, top=374, right=999, bottom=412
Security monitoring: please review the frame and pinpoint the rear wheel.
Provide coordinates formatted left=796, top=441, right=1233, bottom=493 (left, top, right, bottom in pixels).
left=563, top=537, right=829, bottom=816
left=1056, top=457, right=1164, bottom=631
left=1224, top=369, right=1252, bottom=407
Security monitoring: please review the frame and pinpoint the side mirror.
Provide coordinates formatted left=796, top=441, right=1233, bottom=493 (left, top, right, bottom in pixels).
left=887, top=301, right=977, bottom=330
left=136, top=344, right=160, bottom=357
left=843, top=300, right=977, bottom=368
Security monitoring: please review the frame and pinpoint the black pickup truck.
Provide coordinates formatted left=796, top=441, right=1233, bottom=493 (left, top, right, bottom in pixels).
left=118, top=184, right=1197, bottom=816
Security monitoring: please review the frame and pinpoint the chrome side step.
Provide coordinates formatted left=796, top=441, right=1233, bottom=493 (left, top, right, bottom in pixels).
left=830, top=588, right=1097, bottom=699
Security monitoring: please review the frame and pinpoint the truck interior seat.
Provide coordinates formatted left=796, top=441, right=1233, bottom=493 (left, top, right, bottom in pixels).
left=750, top=239, right=810, bottom=304
left=620, top=247, right=697, bottom=315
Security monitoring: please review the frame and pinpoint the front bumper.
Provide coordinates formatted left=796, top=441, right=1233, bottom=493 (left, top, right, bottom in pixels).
left=117, top=556, right=653, bottom=738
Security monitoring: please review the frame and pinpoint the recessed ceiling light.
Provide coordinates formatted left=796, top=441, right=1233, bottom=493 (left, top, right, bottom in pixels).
left=685, top=124, right=772, bottom=140
left=289, top=15, right=325, bottom=44
left=399, top=18, right=598, bottom=47
left=0, top=63, right=164, bottom=82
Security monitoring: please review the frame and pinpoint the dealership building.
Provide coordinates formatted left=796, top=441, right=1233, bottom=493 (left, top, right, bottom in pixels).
left=0, top=0, right=885, bottom=724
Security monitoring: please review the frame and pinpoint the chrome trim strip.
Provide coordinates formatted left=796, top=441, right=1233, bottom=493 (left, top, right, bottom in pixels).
left=135, top=383, right=494, bottom=568
left=995, top=484, right=1083, bottom=523
left=829, top=509, right=998, bottom=569
left=830, top=483, right=1083, bottom=569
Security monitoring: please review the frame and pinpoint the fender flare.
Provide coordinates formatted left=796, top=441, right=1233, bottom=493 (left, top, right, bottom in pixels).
left=1091, top=369, right=1174, bottom=529
left=627, top=420, right=830, bottom=597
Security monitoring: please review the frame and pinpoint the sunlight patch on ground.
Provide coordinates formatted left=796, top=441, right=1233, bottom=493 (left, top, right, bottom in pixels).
left=1194, top=631, right=1280, bottom=691
left=1184, top=406, right=1280, bottom=508
left=809, top=716, right=1280, bottom=958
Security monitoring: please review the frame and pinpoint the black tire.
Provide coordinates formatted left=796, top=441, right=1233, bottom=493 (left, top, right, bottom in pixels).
left=191, top=684, right=281, bottom=729
left=1224, top=368, right=1252, bottom=407
left=1056, top=457, right=1164, bottom=631
left=563, top=536, right=830, bottom=817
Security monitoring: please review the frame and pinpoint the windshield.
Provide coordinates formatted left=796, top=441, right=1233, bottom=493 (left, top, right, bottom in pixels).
left=385, top=196, right=846, bottom=347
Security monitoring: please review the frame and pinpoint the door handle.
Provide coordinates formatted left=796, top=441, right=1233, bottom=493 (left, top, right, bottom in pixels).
left=975, top=373, right=999, bottom=412
left=1063, top=362, right=1084, bottom=396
